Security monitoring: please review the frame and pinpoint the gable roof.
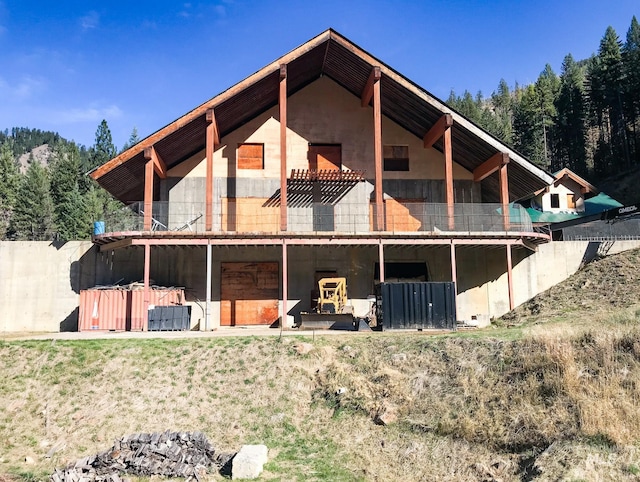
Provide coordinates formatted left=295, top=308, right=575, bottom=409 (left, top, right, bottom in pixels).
left=90, top=28, right=554, bottom=203
left=553, top=168, right=599, bottom=195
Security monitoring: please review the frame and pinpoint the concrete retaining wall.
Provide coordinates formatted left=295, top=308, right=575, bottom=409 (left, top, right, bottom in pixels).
left=2, top=239, right=640, bottom=333
left=0, top=241, right=99, bottom=332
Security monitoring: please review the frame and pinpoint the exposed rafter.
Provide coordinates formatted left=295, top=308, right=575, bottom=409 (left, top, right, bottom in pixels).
left=473, top=152, right=510, bottom=182
left=423, top=114, right=453, bottom=149
left=361, top=66, right=381, bottom=107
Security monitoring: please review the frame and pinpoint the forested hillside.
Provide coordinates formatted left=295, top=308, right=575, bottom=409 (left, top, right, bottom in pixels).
left=448, top=16, right=640, bottom=180
left=1, top=17, right=639, bottom=241
left=0, top=122, right=140, bottom=241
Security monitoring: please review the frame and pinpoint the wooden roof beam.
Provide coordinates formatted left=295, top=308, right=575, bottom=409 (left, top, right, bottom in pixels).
left=361, top=66, right=381, bottom=107
left=423, top=114, right=453, bottom=149
left=143, top=146, right=167, bottom=179
left=474, top=152, right=510, bottom=182
left=205, top=108, right=220, bottom=147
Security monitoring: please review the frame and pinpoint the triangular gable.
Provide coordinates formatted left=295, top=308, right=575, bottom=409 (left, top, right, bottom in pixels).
left=553, top=168, right=598, bottom=195
left=90, top=28, right=554, bottom=203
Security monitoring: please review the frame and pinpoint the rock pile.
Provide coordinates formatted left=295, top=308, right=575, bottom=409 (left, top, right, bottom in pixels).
left=50, top=431, right=234, bottom=482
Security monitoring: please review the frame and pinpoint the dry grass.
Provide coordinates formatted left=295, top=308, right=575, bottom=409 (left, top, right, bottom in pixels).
left=501, top=248, right=640, bottom=326
left=2, top=315, right=640, bottom=481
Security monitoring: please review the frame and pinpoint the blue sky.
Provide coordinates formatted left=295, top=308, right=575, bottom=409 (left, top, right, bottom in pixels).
left=0, top=1, right=637, bottom=149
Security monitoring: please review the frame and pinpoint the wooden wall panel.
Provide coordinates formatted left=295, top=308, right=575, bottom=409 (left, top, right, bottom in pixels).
left=309, top=145, right=341, bottom=170
left=221, top=198, right=279, bottom=233
left=385, top=199, right=422, bottom=232
left=220, top=262, right=279, bottom=326
left=238, top=144, right=264, bottom=170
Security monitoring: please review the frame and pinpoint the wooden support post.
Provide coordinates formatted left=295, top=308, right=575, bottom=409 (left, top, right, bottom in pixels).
left=378, top=240, right=385, bottom=282
left=506, top=244, right=514, bottom=311
left=205, top=108, right=217, bottom=231
left=281, top=240, right=288, bottom=330
left=443, top=123, right=454, bottom=230
left=500, top=162, right=510, bottom=230
left=279, top=64, right=288, bottom=232
left=373, top=71, right=384, bottom=231
left=205, top=242, right=212, bottom=331
left=450, top=241, right=457, bottom=287
left=143, top=242, right=151, bottom=331
left=143, top=156, right=154, bottom=231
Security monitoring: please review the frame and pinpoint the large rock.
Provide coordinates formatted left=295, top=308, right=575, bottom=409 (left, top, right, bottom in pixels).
left=232, top=445, right=268, bottom=480
left=294, top=342, right=314, bottom=355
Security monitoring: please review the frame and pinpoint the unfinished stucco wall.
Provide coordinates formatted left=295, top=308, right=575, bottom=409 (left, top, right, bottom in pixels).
left=169, top=77, right=473, bottom=181
left=163, top=77, right=477, bottom=231
left=0, top=241, right=100, bottom=332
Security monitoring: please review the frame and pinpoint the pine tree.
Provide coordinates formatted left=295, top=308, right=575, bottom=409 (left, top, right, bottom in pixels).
left=513, top=84, right=546, bottom=167
left=0, top=141, right=20, bottom=238
left=82, top=120, right=128, bottom=232
left=490, top=79, right=513, bottom=144
left=555, top=54, right=588, bottom=175
left=121, top=126, right=141, bottom=152
left=92, top=119, right=117, bottom=165
left=623, top=16, right=640, bottom=164
left=588, top=26, right=629, bottom=176
left=49, top=142, right=90, bottom=240
left=534, top=64, right=561, bottom=169
left=11, top=161, right=54, bottom=240
left=82, top=119, right=117, bottom=180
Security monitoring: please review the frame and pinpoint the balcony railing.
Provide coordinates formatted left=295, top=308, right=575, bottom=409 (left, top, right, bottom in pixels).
left=97, top=201, right=533, bottom=236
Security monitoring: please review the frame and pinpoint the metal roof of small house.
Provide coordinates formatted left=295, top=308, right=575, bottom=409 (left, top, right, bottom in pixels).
left=526, top=192, right=623, bottom=224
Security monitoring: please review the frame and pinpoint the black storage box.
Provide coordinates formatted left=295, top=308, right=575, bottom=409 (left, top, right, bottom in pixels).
left=147, top=305, right=191, bottom=331
left=375, top=282, right=456, bottom=330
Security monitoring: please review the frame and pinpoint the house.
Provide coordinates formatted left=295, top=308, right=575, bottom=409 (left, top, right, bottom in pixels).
left=89, top=29, right=554, bottom=330
left=533, top=168, right=598, bottom=215
left=520, top=168, right=623, bottom=234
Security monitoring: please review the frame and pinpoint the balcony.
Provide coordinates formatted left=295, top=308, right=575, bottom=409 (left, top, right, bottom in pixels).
left=95, top=200, right=534, bottom=237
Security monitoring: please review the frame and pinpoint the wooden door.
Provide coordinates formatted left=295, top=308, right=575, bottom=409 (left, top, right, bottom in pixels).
left=220, top=262, right=279, bottom=326
left=309, top=144, right=341, bottom=170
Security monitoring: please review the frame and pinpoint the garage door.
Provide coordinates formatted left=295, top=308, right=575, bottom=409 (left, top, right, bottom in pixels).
left=220, top=262, right=279, bottom=326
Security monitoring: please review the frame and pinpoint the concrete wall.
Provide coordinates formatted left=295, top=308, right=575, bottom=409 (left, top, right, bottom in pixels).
left=4, top=239, right=640, bottom=332
left=162, top=77, right=479, bottom=231
left=0, top=241, right=99, bottom=332
left=168, top=77, right=474, bottom=181
left=455, top=239, right=640, bottom=322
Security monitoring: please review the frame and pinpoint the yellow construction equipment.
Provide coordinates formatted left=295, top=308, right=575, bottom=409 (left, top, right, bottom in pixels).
left=298, top=277, right=355, bottom=329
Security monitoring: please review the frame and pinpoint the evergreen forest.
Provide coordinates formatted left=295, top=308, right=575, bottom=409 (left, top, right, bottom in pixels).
left=1, top=17, right=639, bottom=241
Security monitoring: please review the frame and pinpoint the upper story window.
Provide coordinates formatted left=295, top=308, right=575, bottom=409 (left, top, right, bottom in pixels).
left=238, top=143, right=264, bottom=169
left=550, top=193, right=560, bottom=208
left=383, top=145, right=409, bottom=171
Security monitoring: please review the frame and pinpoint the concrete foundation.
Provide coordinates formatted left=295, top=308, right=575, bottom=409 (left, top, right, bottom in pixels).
left=2, top=240, right=640, bottom=333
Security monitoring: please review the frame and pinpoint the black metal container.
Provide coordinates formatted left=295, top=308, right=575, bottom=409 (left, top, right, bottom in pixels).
left=147, top=306, right=191, bottom=331
left=375, top=282, right=456, bottom=330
